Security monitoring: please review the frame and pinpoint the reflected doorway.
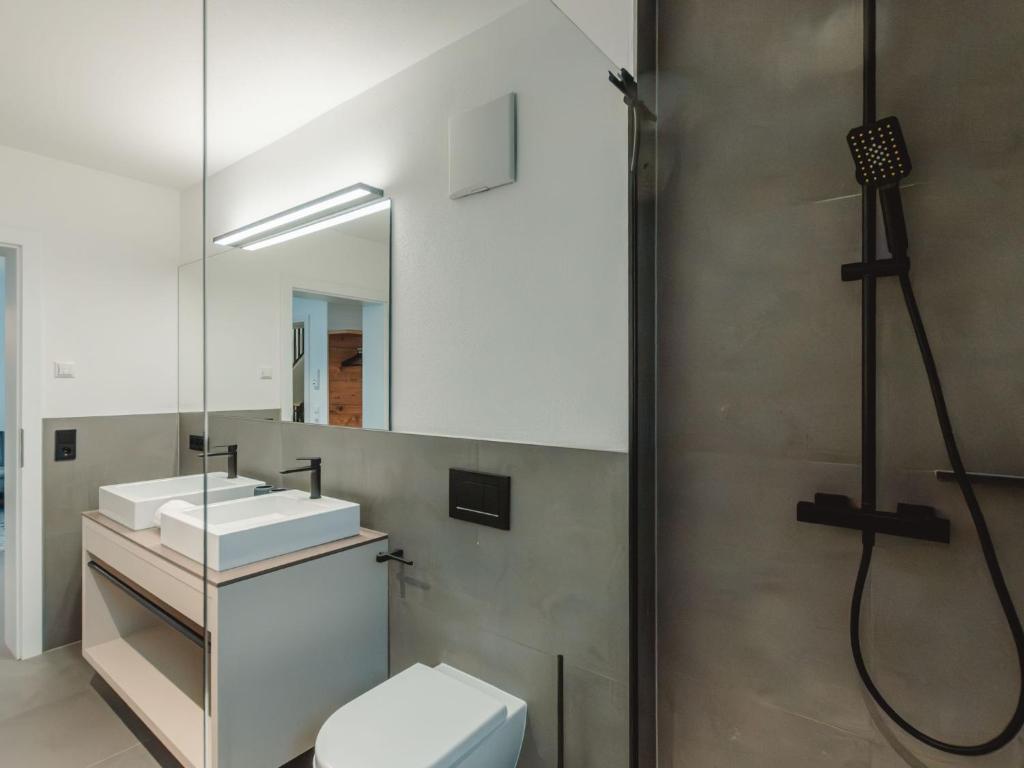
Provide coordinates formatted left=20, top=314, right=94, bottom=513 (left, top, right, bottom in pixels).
left=290, top=292, right=387, bottom=429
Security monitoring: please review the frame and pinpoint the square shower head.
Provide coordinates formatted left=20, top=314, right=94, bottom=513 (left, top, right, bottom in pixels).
left=846, top=116, right=912, bottom=187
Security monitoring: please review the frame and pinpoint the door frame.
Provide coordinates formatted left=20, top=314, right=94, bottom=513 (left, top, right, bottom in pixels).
left=0, top=231, right=43, bottom=659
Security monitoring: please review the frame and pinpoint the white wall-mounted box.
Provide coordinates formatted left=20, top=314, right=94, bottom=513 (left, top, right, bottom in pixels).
left=449, top=93, right=517, bottom=199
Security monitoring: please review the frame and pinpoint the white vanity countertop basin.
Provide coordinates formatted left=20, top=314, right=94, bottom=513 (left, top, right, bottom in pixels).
left=158, top=490, right=361, bottom=571
left=98, top=472, right=265, bottom=531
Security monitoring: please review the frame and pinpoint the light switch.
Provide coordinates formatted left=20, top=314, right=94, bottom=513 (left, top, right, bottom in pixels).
left=259, top=366, right=274, bottom=380
left=54, top=361, right=75, bottom=379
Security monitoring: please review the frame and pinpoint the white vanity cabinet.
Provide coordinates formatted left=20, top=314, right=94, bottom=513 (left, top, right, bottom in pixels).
left=81, top=511, right=389, bottom=768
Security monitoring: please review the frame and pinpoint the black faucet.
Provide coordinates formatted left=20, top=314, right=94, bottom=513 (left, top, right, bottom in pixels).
left=200, top=444, right=238, bottom=479
left=280, top=457, right=322, bottom=500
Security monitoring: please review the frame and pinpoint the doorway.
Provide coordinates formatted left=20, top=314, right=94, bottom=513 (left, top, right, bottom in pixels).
left=0, top=244, right=19, bottom=658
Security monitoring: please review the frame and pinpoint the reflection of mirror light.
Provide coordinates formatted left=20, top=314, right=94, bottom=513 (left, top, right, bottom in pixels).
left=212, top=183, right=383, bottom=248
left=243, top=199, right=392, bottom=251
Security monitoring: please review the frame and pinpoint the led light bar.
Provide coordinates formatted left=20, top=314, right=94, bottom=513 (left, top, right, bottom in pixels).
left=212, top=183, right=383, bottom=249
left=243, top=198, right=391, bottom=251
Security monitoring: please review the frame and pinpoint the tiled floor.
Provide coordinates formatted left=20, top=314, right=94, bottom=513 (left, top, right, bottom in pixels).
left=0, top=551, right=179, bottom=767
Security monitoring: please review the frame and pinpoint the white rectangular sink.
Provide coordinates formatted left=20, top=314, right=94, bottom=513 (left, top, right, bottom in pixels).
left=98, top=472, right=265, bottom=530
left=158, top=490, right=361, bottom=571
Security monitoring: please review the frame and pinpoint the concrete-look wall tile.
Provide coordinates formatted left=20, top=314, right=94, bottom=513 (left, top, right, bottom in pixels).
left=42, top=530, right=83, bottom=651
left=474, top=441, right=629, bottom=679
left=42, top=414, right=178, bottom=650
left=562, top=662, right=628, bottom=768
left=208, top=413, right=283, bottom=484
left=43, top=414, right=179, bottom=535
left=863, top=475, right=1024, bottom=753
left=177, top=411, right=204, bottom=476
left=659, top=452, right=879, bottom=741
left=658, top=0, right=1024, bottom=766
left=389, top=598, right=559, bottom=768
left=660, top=671, right=873, bottom=768
left=182, top=420, right=628, bottom=765
left=870, top=726, right=1024, bottom=768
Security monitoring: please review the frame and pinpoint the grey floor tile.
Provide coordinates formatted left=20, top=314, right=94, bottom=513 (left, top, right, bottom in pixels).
left=87, top=742, right=179, bottom=768
left=0, top=688, right=141, bottom=768
left=0, top=642, right=96, bottom=722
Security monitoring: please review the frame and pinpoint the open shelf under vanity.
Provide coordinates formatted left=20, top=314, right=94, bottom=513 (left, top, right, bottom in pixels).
left=82, top=511, right=389, bottom=768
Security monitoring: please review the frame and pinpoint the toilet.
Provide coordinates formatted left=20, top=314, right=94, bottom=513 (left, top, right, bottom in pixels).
left=314, top=663, right=527, bottom=768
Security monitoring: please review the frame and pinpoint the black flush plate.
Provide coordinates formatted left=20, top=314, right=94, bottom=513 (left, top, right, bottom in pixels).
left=55, top=429, right=77, bottom=461
left=449, top=469, right=510, bottom=530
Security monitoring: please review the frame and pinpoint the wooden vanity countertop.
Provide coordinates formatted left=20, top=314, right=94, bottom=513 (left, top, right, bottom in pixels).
left=83, top=510, right=388, bottom=587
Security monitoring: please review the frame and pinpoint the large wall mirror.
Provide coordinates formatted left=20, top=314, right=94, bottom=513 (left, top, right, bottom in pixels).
left=179, top=191, right=391, bottom=428
left=188, top=0, right=629, bottom=449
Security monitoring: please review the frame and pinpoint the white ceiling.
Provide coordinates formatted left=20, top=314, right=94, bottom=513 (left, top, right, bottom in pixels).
left=0, top=0, right=525, bottom=190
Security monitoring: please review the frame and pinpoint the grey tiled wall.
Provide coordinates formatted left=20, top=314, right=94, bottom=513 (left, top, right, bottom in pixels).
left=658, top=1, right=1024, bottom=766
left=181, top=412, right=629, bottom=768
left=42, top=414, right=179, bottom=650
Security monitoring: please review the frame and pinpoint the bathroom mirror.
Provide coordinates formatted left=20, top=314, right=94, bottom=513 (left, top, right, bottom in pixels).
left=197, top=0, right=628, bottom=449
left=178, top=202, right=391, bottom=428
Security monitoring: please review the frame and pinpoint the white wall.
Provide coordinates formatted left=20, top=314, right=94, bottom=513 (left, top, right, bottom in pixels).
left=292, top=295, right=329, bottom=424
left=361, top=302, right=388, bottom=431
left=0, top=146, right=180, bottom=658
left=328, top=299, right=363, bottom=332
left=185, top=0, right=628, bottom=451
left=0, top=145, right=181, bottom=419
left=553, top=0, right=635, bottom=71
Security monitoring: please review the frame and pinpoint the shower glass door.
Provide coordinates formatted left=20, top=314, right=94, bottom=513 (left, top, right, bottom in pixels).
left=201, top=2, right=633, bottom=766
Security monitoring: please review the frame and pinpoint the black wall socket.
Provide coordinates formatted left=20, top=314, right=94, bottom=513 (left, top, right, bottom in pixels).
left=55, top=429, right=77, bottom=461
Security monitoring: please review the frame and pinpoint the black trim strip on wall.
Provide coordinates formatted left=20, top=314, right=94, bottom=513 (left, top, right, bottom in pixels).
left=630, top=1, right=659, bottom=766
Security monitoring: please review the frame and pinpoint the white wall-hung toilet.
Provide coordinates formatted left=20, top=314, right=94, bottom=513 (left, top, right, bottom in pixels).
left=314, top=663, right=527, bottom=768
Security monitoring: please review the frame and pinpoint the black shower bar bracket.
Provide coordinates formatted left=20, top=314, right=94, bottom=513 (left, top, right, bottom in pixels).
left=840, top=256, right=909, bottom=282
left=608, top=69, right=657, bottom=123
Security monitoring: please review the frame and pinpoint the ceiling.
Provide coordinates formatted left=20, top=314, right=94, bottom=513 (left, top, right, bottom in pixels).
left=0, top=0, right=525, bottom=190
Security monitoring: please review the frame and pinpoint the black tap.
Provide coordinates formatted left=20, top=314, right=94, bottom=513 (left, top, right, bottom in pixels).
left=200, top=444, right=238, bottom=479
left=280, top=457, right=322, bottom=500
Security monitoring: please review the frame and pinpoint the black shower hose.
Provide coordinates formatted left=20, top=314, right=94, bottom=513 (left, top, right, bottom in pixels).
left=850, top=267, right=1024, bottom=756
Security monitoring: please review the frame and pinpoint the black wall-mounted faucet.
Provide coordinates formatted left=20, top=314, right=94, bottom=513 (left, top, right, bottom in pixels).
left=198, top=444, right=238, bottom=479
left=281, top=457, right=322, bottom=500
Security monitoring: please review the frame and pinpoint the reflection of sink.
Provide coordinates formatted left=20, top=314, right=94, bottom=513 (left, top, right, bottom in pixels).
left=98, top=472, right=265, bottom=530
left=158, top=490, right=361, bottom=571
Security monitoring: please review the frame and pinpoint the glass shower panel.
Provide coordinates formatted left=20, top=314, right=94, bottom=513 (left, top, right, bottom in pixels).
left=0, top=2, right=212, bottom=767
left=203, top=2, right=631, bottom=766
